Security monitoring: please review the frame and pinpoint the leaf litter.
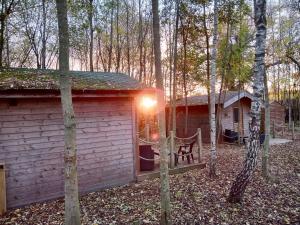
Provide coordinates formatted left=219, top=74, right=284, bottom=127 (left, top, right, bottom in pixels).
left=0, top=141, right=299, bottom=225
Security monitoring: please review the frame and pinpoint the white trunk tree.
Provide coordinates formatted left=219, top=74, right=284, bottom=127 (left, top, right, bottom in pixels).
left=228, top=0, right=267, bottom=203
left=209, top=0, right=218, bottom=178
left=56, top=0, right=81, bottom=224
left=151, top=0, right=171, bottom=224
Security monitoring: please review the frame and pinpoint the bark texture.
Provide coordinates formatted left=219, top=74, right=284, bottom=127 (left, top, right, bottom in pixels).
left=56, top=0, right=81, bottom=224
left=228, top=0, right=267, bottom=203
left=209, top=0, right=218, bottom=178
left=151, top=0, right=171, bottom=224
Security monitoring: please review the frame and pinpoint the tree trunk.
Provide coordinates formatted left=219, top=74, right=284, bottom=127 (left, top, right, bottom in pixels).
left=108, top=6, right=113, bottom=72
left=55, top=0, right=81, bottom=224
left=288, top=65, right=292, bottom=128
left=228, top=0, right=267, bottom=203
left=182, top=19, right=188, bottom=136
left=126, top=3, right=130, bottom=76
left=41, top=0, right=46, bottom=69
left=216, top=11, right=232, bottom=142
left=138, top=0, right=143, bottom=81
left=151, top=0, right=171, bottom=224
left=209, top=0, right=218, bottom=178
left=5, top=17, right=9, bottom=66
left=172, top=0, right=179, bottom=134
left=167, top=20, right=173, bottom=134
left=0, top=0, right=6, bottom=68
left=89, top=0, right=93, bottom=72
left=262, top=70, right=270, bottom=178
left=116, top=0, right=120, bottom=73
left=203, top=2, right=211, bottom=125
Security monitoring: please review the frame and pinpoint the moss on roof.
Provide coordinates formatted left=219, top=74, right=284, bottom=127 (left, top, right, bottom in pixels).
left=0, top=68, right=143, bottom=90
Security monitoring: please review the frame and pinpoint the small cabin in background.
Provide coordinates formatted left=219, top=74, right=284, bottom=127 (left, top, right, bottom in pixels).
left=166, top=91, right=253, bottom=142
left=0, top=68, right=152, bottom=208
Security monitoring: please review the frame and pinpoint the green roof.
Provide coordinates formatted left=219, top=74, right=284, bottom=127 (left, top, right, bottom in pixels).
left=0, top=68, right=143, bottom=90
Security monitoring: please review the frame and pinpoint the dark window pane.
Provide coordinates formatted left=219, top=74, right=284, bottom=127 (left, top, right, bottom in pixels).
left=233, top=107, right=239, bottom=123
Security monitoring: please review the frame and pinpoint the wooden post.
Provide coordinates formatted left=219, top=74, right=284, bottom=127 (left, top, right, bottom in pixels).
left=170, top=130, right=175, bottom=169
left=0, top=163, right=6, bottom=215
left=292, top=121, right=295, bottom=140
left=145, top=123, right=150, bottom=141
left=197, top=128, right=202, bottom=163
left=272, top=120, right=275, bottom=138
left=282, top=123, right=284, bottom=136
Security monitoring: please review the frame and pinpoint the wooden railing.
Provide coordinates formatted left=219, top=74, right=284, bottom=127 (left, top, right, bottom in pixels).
left=272, top=121, right=295, bottom=140
left=137, top=128, right=203, bottom=169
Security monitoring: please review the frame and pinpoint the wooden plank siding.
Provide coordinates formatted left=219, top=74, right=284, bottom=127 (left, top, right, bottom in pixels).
left=0, top=97, right=136, bottom=208
left=174, top=105, right=210, bottom=142
left=222, top=98, right=251, bottom=137
left=170, top=97, right=252, bottom=143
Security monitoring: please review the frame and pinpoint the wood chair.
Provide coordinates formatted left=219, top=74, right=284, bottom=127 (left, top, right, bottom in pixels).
left=174, top=140, right=196, bottom=166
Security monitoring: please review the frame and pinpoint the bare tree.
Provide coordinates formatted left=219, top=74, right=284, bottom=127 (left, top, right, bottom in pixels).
left=151, top=0, right=171, bottom=223
left=0, top=0, right=16, bottom=68
left=56, top=0, right=81, bottom=224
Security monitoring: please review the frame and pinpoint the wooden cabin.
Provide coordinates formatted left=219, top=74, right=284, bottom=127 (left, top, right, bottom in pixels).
left=167, top=91, right=253, bottom=142
left=0, top=68, right=151, bottom=208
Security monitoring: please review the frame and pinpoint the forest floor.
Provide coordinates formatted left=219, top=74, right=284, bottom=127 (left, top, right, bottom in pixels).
left=1, top=141, right=299, bottom=225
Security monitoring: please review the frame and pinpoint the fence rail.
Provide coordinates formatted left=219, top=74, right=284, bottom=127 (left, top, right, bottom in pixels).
left=272, top=121, right=295, bottom=140
left=137, top=128, right=203, bottom=169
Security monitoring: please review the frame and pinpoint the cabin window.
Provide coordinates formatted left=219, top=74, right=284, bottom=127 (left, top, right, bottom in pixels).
left=233, top=107, right=239, bottom=123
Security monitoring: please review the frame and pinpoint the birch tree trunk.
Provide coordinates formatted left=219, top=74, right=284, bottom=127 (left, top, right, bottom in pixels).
left=262, top=70, right=270, bottom=178
left=209, top=0, right=218, bottom=178
left=151, top=0, right=171, bottom=223
left=228, top=0, right=267, bottom=203
left=56, top=0, right=81, bottom=224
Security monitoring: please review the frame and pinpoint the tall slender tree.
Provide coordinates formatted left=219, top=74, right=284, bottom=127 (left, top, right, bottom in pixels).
left=56, top=0, right=81, bottom=224
left=171, top=0, right=179, bottom=134
left=151, top=0, right=171, bottom=224
left=41, top=0, right=47, bottom=69
left=228, top=0, right=267, bottom=203
left=88, top=0, right=94, bottom=72
left=0, top=0, right=16, bottom=68
left=209, top=0, right=218, bottom=178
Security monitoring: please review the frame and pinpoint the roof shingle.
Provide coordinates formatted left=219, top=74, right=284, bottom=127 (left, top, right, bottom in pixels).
left=175, top=91, right=253, bottom=107
left=0, top=68, right=143, bottom=90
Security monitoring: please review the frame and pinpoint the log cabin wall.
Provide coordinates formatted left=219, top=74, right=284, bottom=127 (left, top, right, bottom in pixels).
left=0, top=97, right=135, bottom=208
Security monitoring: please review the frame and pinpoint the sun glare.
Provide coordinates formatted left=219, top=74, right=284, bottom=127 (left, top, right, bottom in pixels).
left=141, top=96, right=157, bottom=109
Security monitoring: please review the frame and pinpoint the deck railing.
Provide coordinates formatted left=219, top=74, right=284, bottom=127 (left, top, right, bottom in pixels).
left=137, top=128, right=203, bottom=169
